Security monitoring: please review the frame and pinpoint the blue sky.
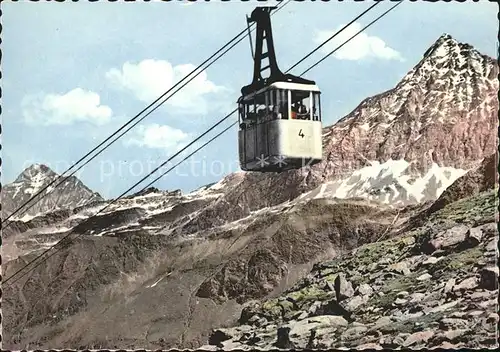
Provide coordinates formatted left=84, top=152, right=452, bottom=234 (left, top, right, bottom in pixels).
left=2, top=0, right=497, bottom=199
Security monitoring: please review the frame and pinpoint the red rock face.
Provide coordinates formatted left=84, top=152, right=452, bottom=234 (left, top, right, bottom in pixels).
left=316, top=33, right=498, bottom=183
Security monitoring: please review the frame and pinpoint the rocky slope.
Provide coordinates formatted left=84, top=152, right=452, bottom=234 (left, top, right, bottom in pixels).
left=203, top=188, right=498, bottom=350
left=1, top=164, right=103, bottom=221
left=1, top=33, right=498, bottom=350
left=2, top=187, right=404, bottom=349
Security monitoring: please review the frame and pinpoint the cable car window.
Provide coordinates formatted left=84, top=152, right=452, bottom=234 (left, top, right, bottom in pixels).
left=238, top=103, right=244, bottom=126
left=269, top=89, right=279, bottom=120
left=313, top=92, right=321, bottom=121
left=263, top=90, right=273, bottom=121
left=250, top=91, right=266, bottom=122
left=244, top=97, right=258, bottom=124
left=278, top=89, right=288, bottom=119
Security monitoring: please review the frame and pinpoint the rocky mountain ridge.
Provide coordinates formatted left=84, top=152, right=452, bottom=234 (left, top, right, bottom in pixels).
left=2, top=164, right=103, bottom=221
left=164, top=33, right=498, bottom=232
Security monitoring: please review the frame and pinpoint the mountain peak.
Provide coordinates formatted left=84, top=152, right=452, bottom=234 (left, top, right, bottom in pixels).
left=318, top=32, right=497, bottom=187
left=4, top=163, right=104, bottom=219
left=425, top=33, right=458, bottom=56
left=393, top=32, right=497, bottom=98
left=15, top=163, right=57, bottom=183
left=436, top=32, right=455, bottom=44
left=422, top=33, right=490, bottom=63
left=24, top=163, right=48, bottom=172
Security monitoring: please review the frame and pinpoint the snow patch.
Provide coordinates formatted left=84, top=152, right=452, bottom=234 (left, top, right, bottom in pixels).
left=148, top=272, right=172, bottom=288
left=12, top=213, right=40, bottom=222
left=38, top=226, right=72, bottom=235
left=11, top=182, right=23, bottom=199
left=299, top=159, right=467, bottom=206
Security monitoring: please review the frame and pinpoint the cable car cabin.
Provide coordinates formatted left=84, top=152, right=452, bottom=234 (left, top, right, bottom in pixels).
left=238, top=82, right=322, bottom=172
left=237, top=6, right=323, bottom=172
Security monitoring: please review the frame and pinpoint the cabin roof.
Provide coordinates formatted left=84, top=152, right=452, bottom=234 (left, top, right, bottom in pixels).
left=238, top=81, right=321, bottom=102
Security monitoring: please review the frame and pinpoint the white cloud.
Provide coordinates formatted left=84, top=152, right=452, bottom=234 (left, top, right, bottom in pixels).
left=125, top=123, right=192, bottom=152
left=22, top=88, right=112, bottom=126
left=106, top=59, right=228, bottom=115
left=313, top=22, right=404, bottom=61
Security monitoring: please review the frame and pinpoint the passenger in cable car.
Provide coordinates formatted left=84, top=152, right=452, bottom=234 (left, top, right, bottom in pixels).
left=299, top=101, right=307, bottom=114
left=297, top=100, right=309, bottom=120
left=257, top=107, right=266, bottom=120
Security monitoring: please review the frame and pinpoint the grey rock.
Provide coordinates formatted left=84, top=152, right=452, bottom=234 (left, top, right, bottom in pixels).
left=372, top=316, right=393, bottom=330
left=453, top=277, right=479, bottom=292
left=422, top=256, right=442, bottom=266
left=257, top=317, right=268, bottom=327
left=403, top=330, right=434, bottom=347
left=425, top=225, right=469, bottom=253
left=485, top=239, right=498, bottom=252
left=314, top=300, right=352, bottom=321
left=469, top=290, right=493, bottom=300
left=334, top=273, right=355, bottom=301
left=427, top=299, right=462, bottom=314
left=389, top=261, right=411, bottom=275
left=356, top=342, right=384, bottom=350
left=478, top=299, right=497, bottom=308
left=444, top=278, right=456, bottom=293
left=248, top=315, right=261, bottom=325
left=437, top=341, right=466, bottom=349
left=308, top=315, right=348, bottom=327
left=479, top=267, right=499, bottom=291
left=465, top=227, right=484, bottom=247
left=357, top=283, right=374, bottom=296
left=410, top=292, right=426, bottom=303
left=305, top=328, right=317, bottom=349
left=308, top=301, right=322, bottom=316
left=295, top=311, right=309, bottom=321
left=346, top=295, right=366, bottom=311
left=391, top=335, right=406, bottom=346
left=344, top=325, right=368, bottom=337
left=477, top=222, right=498, bottom=238
left=467, top=310, right=485, bottom=317
left=417, top=272, right=432, bottom=281
left=394, top=298, right=408, bottom=306
left=486, top=313, right=499, bottom=325
left=442, top=329, right=470, bottom=342
left=439, top=318, right=470, bottom=330
left=402, top=310, right=425, bottom=320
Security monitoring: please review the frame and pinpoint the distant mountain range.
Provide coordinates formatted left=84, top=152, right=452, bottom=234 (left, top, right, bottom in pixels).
left=2, top=163, right=102, bottom=220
